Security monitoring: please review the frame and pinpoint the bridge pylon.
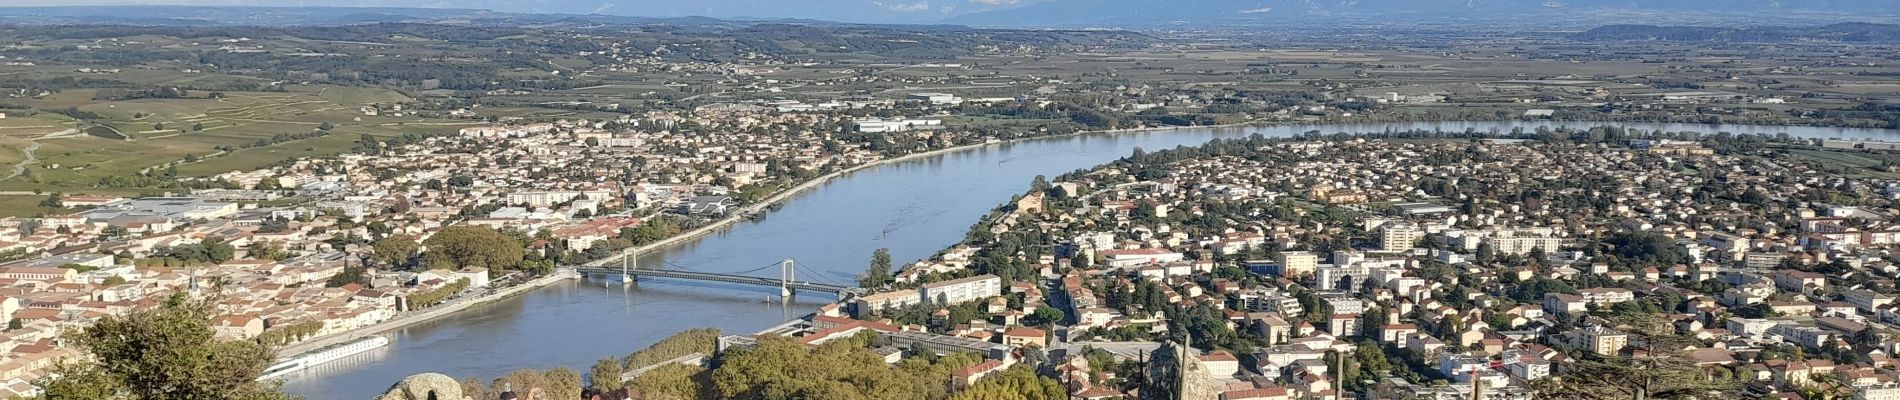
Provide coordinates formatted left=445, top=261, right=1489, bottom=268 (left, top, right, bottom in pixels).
left=620, top=252, right=637, bottom=285
left=780, top=258, right=796, bottom=298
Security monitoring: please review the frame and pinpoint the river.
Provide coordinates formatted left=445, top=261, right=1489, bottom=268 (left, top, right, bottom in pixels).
left=280, top=121, right=1900, bottom=399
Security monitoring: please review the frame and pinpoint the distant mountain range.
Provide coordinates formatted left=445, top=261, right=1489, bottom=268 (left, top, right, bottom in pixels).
left=945, top=0, right=1900, bottom=27
left=1576, top=22, right=1900, bottom=43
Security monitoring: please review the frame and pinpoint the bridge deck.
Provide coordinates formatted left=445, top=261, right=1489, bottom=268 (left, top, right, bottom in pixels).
left=571, top=267, right=862, bottom=296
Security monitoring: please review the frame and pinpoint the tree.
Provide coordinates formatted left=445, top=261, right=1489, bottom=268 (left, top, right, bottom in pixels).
left=246, top=241, right=290, bottom=261
left=543, top=368, right=583, bottom=399
left=1031, top=306, right=1065, bottom=326
left=858, top=248, right=894, bottom=289
left=1475, top=242, right=1496, bottom=263
left=372, top=235, right=420, bottom=267
left=325, top=267, right=369, bottom=288
left=421, top=226, right=523, bottom=271
left=35, top=294, right=298, bottom=400
left=590, top=357, right=626, bottom=393
left=201, top=237, right=236, bottom=264
left=1030, top=175, right=1051, bottom=193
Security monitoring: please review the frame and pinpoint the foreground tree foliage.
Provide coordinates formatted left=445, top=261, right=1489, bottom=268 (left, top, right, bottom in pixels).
left=36, top=294, right=299, bottom=400
left=589, top=356, right=626, bottom=393
left=709, top=334, right=982, bottom=400
left=623, top=328, right=721, bottom=371
left=950, top=366, right=1066, bottom=400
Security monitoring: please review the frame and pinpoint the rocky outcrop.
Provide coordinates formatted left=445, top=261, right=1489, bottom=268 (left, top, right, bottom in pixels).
left=377, top=373, right=470, bottom=400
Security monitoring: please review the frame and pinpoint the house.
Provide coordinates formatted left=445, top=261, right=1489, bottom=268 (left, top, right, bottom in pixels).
left=1329, top=314, right=1361, bottom=337
left=214, top=314, right=266, bottom=339
left=0, top=267, right=76, bottom=282
left=1578, top=326, right=1628, bottom=356
left=1543, top=293, right=1586, bottom=315
left=1001, top=327, right=1047, bottom=348
left=1222, top=387, right=1289, bottom=400
left=951, top=359, right=1008, bottom=390
left=854, top=289, right=921, bottom=317
left=1100, top=249, right=1185, bottom=268
left=1199, top=350, right=1241, bottom=379
left=920, top=275, right=1002, bottom=305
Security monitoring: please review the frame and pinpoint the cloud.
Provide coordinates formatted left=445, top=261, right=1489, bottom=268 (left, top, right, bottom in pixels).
left=874, top=1, right=931, bottom=12
left=1240, top=6, right=1271, bottom=14
left=969, top=0, right=1018, bottom=5
left=592, top=2, right=613, bottom=14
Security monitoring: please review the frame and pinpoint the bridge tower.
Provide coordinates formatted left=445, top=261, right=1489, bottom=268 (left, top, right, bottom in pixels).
left=620, top=252, right=637, bottom=285
left=779, top=258, right=796, bottom=298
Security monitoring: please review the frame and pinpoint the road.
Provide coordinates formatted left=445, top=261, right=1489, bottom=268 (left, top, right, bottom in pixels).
left=2, top=128, right=79, bottom=182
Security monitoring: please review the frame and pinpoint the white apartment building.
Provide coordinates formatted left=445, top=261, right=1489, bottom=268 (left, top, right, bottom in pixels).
left=919, top=274, right=1002, bottom=305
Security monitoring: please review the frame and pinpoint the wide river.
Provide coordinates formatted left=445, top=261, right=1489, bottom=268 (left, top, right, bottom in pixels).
left=282, top=121, right=1900, bottom=399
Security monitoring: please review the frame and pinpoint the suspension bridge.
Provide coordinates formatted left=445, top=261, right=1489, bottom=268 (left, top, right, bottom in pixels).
left=569, top=256, right=864, bottom=298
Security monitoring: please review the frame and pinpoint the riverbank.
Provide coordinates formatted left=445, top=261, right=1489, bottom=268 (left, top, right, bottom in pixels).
left=275, top=269, right=579, bottom=359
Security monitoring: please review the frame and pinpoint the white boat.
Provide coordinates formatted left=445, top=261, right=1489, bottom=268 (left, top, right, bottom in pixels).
left=260, top=335, right=391, bottom=381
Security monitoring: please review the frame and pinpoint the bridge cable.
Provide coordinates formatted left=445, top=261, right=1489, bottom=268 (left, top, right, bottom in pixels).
left=786, top=259, right=852, bottom=287
left=660, top=259, right=787, bottom=277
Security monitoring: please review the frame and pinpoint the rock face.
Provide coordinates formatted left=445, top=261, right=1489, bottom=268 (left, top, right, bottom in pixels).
left=377, top=373, right=470, bottom=400
left=1141, top=339, right=1218, bottom=400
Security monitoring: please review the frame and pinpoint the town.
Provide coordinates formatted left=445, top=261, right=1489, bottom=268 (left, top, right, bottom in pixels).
left=0, top=5, right=1897, bottom=400
left=659, top=131, right=1900, bottom=400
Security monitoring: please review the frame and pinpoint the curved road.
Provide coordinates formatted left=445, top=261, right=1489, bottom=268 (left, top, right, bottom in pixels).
left=2, top=128, right=78, bottom=182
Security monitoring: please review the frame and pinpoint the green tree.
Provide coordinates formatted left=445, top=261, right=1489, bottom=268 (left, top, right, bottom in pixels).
left=1031, top=306, right=1065, bottom=326
left=542, top=368, right=583, bottom=399
left=859, top=248, right=894, bottom=289
left=245, top=241, right=291, bottom=261
left=590, top=357, right=625, bottom=393
left=951, top=366, right=1065, bottom=400
left=202, top=237, right=236, bottom=264
left=1030, top=175, right=1051, bottom=193
left=421, top=226, right=524, bottom=271
left=325, top=267, right=369, bottom=288
left=35, top=294, right=298, bottom=400
left=372, top=234, right=420, bottom=267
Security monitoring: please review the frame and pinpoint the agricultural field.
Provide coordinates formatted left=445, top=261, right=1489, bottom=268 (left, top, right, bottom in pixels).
left=0, top=80, right=481, bottom=192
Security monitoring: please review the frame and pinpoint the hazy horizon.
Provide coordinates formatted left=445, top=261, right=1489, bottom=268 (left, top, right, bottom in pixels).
left=2, top=0, right=1898, bottom=27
